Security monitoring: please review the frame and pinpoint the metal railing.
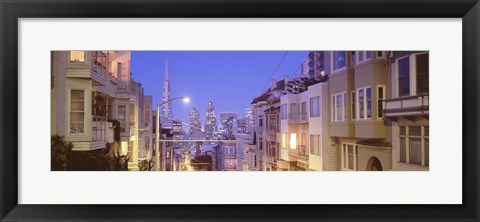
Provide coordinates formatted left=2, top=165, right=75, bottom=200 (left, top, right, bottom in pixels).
left=92, top=115, right=107, bottom=141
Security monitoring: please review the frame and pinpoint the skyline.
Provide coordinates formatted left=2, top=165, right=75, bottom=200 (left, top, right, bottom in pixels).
left=130, top=51, right=308, bottom=126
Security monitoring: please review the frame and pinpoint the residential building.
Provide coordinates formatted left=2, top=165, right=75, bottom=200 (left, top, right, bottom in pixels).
left=51, top=51, right=151, bottom=170
left=384, top=51, right=429, bottom=171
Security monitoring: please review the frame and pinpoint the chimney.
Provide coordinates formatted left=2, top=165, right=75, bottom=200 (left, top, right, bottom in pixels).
left=271, top=78, right=277, bottom=91
left=283, top=75, right=288, bottom=83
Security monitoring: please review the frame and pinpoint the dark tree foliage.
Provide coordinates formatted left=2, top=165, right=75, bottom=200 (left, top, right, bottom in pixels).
left=51, top=135, right=73, bottom=171
left=191, top=155, right=213, bottom=171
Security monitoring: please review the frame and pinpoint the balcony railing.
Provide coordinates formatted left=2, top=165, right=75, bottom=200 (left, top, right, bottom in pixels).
left=92, top=115, right=107, bottom=142
left=289, top=113, right=308, bottom=124
left=383, top=94, right=429, bottom=118
left=289, top=145, right=309, bottom=158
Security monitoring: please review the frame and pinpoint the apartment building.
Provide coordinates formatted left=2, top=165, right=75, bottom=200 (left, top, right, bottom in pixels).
left=51, top=51, right=151, bottom=171
left=324, top=51, right=392, bottom=171
left=250, top=77, right=287, bottom=171
left=384, top=51, right=429, bottom=171
left=278, top=73, right=331, bottom=171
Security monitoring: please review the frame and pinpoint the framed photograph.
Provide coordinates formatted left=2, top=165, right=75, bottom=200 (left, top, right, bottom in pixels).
left=1, top=0, right=479, bottom=221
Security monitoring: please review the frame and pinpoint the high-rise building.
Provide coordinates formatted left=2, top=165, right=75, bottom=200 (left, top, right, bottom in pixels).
left=161, top=59, right=173, bottom=129
left=244, top=108, right=254, bottom=133
left=220, top=112, right=237, bottom=139
left=204, top=101, right=217, bottom=140
left=188, top=107, right=202, bottom=136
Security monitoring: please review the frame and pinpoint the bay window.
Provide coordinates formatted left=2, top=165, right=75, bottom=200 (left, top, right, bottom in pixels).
left=332, top=92, right=346, bottom=122
left=356, top=87, right=372, bottom=120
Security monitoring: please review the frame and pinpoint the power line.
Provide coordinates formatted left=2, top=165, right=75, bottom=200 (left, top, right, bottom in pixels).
left=261, top=51, right=289, bottom=91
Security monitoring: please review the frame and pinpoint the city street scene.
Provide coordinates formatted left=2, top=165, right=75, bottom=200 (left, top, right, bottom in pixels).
left=51, top=51, right=429, bottom=171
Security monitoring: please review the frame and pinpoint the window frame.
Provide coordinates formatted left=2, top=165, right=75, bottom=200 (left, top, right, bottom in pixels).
left=331, top=92, right=346, bottom=122
left=377, top=85, right=386, bottom=119
left=69, top=89, right=86, bottom=136
left=356, top=86, right=372, bottom=121
left=397, top=55, right=411, bottom=97
left=331, top=51, right=347, bottom=73
left=309, top=96, right=321, bottom=118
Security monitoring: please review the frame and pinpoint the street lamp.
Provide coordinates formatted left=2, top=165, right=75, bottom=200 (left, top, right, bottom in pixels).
left=155, top=96, right=189, bottom=171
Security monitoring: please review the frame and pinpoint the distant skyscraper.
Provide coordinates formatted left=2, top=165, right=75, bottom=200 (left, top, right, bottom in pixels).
left=220, top=112, right=237, bottom=139
left=244, top=108, right=254, bottom=133
left=188, top=107, right=202, bottom=136
left=204, top=101, right=217, bottom=140
left=161, top=59, right=173, bottom=129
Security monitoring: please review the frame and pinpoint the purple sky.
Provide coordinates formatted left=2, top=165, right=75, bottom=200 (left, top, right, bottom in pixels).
left=130, top=51, right=308, bottom=125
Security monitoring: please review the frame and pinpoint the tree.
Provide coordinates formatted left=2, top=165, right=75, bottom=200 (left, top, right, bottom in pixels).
left=51, top=135, right=73, bottom=171
left=190, top=155, right=212, bottom=171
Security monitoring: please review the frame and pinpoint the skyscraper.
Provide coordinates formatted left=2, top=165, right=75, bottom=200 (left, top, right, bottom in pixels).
left=219, top=112, right=237, bottom=139
left=204, top=101, right=217, bottom=140
left=161, top=59, right=173, bottom=129
left=188, top=107, right=202, bottom=136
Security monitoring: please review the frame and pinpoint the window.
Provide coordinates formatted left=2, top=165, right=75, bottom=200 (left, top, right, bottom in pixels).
left=258, top=115, right=263, bottom=127
left=366, top=88, right=372, bottom=118
left=358, top=51, right=364, bottom=62
left=336, top=94, right=342, bottom=121
left=416, top=53, right=429, bottom=94
left=290, top=103, right=299, bottom=120
left=356, top=87, right=372, bottom=120
left=310, top=96, right=320, bottom=117
left=118, top=105, right=126, bottom=132
left=377, top=85, right=385, bottom=119
left=351, top=91, right=356, bottom=121
left=259, top=138, right=263, bottom=150
left=342, top=144, right=358, bottom=170
left=281, top=133, right=287, bottom=149
left=70, top=90, right=85, bottom=134
left=280, top=104, right=287, bottom=120
left=332, top=92, right=345, bottom=122
left=290, top=133, right=297, bottom=149
left=398, top=126, right=429, bottom=166
left=366, top=51, right=372, bottom=60
left=301, top=101, right=307, bottom=120
left=343, top=93, right=347, bottom=120
left=310, top=134, right=321, bottom=155
left=358, top=88, right=364, bottom=119
left=398, top=57, right=410, bottom=96
left=333, top=51, right=346, bottom=71
left=69, top=51, right=85, bottom=62
left=377, top=51, right=384, bottom=58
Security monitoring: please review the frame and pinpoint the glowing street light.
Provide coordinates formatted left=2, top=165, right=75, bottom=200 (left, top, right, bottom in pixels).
left=155, top=96, right=190, bottom=171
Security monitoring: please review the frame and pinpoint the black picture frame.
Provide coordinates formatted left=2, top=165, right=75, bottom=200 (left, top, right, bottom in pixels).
left=1, top=0, right=479, bottom=221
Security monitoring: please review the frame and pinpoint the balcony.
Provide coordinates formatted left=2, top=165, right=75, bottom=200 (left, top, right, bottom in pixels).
left=92, top=115, right=111, bottom=142
left=289, top=145, right=309, bottom=159
left=383, top=94, right=429, bottom=120
left=91, top=51, right=112, bottom=86
left=289, top=113, right=308, bottom=124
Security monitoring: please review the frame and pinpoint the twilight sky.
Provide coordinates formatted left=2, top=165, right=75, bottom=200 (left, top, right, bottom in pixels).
left=130, top=51, right=308, bottom=126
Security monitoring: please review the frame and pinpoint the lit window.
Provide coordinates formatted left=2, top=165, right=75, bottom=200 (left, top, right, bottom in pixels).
left=281, top=133, right=287, bottom=149
left=70, top=90, right=85, bottom=134
left=69, top=51, right=85, bottom=62
left=290, top=133, right=297, bottom=149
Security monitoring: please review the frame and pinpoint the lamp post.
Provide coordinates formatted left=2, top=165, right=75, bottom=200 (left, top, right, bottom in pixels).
left=155, top=96, right=189, bottom=171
